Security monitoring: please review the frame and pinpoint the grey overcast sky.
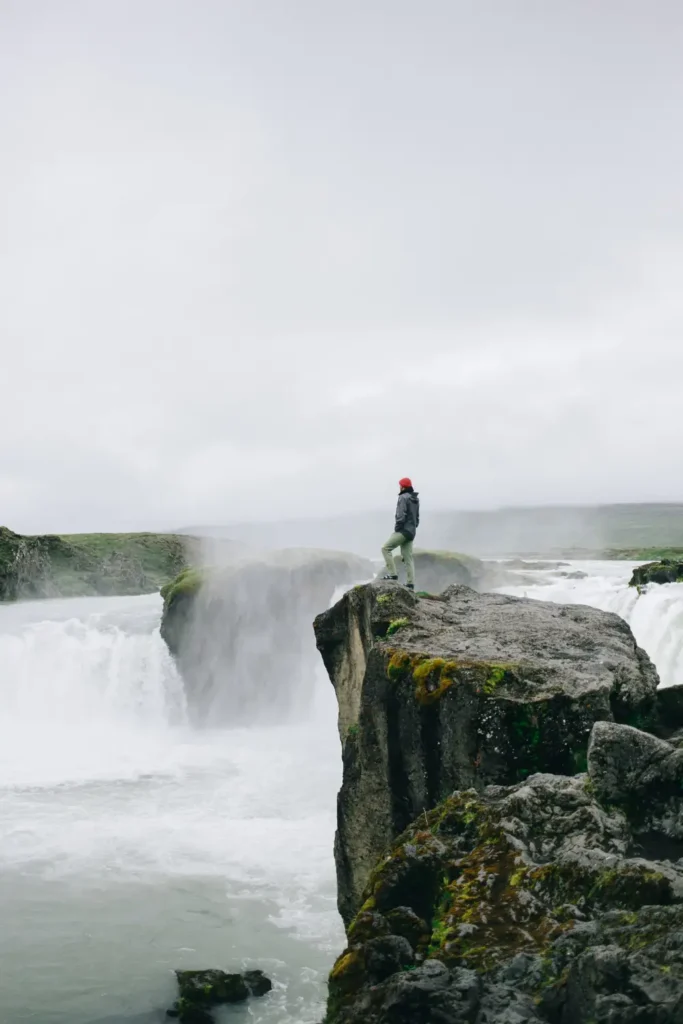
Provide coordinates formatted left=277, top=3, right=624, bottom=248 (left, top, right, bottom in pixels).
left=1, top=0, right=682, bottom=532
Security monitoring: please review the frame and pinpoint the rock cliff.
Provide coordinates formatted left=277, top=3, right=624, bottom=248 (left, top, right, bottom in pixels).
left=327, top=722, right=683, bottom=1024
left=316, top=581, right=683, bottom=1023
left=0, top=526, right=195, bottom=601
left=314, top=582, right=663, bottom=925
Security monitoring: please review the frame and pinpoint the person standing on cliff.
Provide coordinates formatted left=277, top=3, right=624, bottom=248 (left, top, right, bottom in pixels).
left=381, top=478, right=420, bottom=590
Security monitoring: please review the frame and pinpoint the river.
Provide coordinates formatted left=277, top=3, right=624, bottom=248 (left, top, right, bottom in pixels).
left=1, top=561, right=682, bottom=1023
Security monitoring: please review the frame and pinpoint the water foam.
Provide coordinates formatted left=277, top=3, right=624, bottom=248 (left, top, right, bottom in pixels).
left=0, top=594, right=187, bottom=789
left=0, top=590, right=344, bottom=1024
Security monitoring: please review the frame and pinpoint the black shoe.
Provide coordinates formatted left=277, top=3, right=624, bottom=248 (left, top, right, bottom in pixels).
left=381, top=574, right=399, bottom=581
left=406, top=583, right=415, bottom=591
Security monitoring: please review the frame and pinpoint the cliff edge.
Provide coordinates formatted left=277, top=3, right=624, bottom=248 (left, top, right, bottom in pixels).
left=315, top=582, right=683, bottom=1023
left=314, top=582, right=663, bottom=925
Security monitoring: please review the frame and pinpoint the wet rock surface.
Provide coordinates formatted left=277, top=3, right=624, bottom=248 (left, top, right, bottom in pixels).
left=167, top=968, right=272, bottom=1022
left=630, top=559, right=683, bottom=587
left=326, top=723, right=683, bottom=1024
left=314, top=582, right=661, bottom=924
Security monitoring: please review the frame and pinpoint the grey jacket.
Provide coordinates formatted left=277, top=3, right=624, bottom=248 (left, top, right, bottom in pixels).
left=395, top=490, right=420, bottom=541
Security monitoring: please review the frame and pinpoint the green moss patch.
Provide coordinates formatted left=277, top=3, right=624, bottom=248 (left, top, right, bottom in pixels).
left=385, top=650, right=520, bottom=706
left=160, top=566, right=206, bottom=605
left=386, top=617, right=410, bottom=637
left=629, top=559, right=683, bottom=587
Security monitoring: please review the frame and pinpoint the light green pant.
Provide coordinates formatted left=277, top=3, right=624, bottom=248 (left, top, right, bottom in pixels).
left=382, top=532, right=415, bottom=585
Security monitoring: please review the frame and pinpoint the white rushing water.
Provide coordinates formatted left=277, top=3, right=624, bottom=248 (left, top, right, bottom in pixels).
left=1, top=563, right=683, bottom=1024
left=0, top=593, right=344, bottom=1024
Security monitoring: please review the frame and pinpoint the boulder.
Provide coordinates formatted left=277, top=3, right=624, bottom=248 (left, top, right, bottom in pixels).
left=161, top=549, right=373, bottom=725
left=657, top=684, right=683, bottom=738
left=588, top=721, right=683, bottom=859
left=314, top=582, right=661, bottom=924
left=630, top=559, right=683, bottom=587
left=326, top=722, right=683, bottom=1024
left=168, top=968, right=272, bottom=1022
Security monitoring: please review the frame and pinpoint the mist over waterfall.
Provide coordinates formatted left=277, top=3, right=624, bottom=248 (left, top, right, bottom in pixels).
left=163, top=549, right=371, bottom=726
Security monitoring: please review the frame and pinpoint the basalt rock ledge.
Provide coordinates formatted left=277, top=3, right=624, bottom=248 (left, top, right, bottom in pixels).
left=314, top=582, right=683, bottom=1024
left=313, top=582, right=666, bottom=926
left=326, top=723, right=683, bottom=1024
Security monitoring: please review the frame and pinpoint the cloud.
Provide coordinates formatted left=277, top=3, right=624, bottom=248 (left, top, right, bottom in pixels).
left=1, top=1, right=683, bottom=531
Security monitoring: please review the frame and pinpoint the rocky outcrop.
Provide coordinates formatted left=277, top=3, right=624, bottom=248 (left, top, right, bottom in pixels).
left=161, top=549, right=373, bottom=726
left=168, top=968, right=272, bottom=1022
left=630, top=558, right=683, bottom=587
left=314, top=582, right=662, bottom=925
left=0, top=526, right=195, bottom=601
left=326, top=721, right=683, bottom=1024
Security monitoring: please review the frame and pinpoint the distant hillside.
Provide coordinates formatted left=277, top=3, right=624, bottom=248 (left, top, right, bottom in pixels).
left=0, top=528, right=198, bottom=601
left=181, top=503, right=683, bottom=558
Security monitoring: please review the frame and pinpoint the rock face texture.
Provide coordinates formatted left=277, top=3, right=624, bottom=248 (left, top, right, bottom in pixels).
left=326, top=722, right=683, bottom=1024
left=313, top=583, right=662, bottom=926
left=630, top=558, right=683, bottom=587
left=161, top=549, right=373, bottom=726
left=169, top=968, right=272, bottom=1022
left=0, top=526, right=194, bottom=600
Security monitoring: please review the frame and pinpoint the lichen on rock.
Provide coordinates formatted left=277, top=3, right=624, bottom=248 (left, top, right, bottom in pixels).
left=325, top=722, right=683, bottom=1024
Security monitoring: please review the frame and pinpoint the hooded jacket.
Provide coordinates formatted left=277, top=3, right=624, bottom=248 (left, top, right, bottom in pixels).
left=395, top=489, right=420, bottom=541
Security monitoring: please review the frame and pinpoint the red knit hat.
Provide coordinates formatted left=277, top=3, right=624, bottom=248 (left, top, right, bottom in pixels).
left=398, top=477, right=412, bottom=489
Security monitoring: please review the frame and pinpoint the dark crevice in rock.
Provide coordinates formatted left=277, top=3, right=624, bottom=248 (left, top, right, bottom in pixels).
left=420, top=705, right=442, bottom=808
left=630, top=830, right=683, bottom=862
left=386, top=691, right=414, bottom=837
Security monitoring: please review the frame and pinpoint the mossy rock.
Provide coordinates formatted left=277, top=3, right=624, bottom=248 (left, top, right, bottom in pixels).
left=326, top=765, right=683, bottom=1024
left=168, top=968, right=272, bottom=1022
left=629, top=558, right=683, bottom=587
left=158, top=566, right=211, bottom=657
left=160, top=566, right=207, bottom=604
left=0, top=525, right=194, bottom=601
